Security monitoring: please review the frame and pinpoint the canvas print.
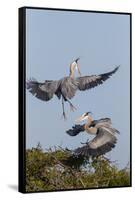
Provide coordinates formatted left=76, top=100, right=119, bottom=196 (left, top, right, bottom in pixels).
left=19, top=7, right=131, bottom=193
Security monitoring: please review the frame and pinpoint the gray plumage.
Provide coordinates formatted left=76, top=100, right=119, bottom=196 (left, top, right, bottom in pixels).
left=26, top=59, right=119, bottom=118
left=27, top=79, right=61, bottom=101
left=66, top=118, right=112, bottom=136
left=27, top=67, right=119, bottom=102
left=66, top=117, right=119, bottom=157
left=59, top=77, right=78, bottom=100
left=76, top=66, right=119, bottom=91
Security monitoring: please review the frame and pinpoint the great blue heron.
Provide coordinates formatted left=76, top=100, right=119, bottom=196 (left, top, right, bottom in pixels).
left=26, top=58, right=119, bottom=119
left=66, top=112, right=119, bottom=157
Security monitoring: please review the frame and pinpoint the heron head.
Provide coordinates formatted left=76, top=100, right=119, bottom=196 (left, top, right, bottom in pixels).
left=75, top=112, right=92, bottom=123
left=75, top=57, right=80, bottom=63
left=70, top=58, right=81, bottom=76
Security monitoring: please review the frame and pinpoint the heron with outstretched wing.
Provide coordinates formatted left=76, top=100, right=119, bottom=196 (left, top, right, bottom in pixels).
left=66, top=112, right=119, bottom=157
left=26, top=58, right=119, bottom=119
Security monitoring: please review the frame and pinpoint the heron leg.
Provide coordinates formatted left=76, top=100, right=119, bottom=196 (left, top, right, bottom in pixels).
left=66, top=99, right=76, bottom=112
left=61, top=97, right=67, bottom=120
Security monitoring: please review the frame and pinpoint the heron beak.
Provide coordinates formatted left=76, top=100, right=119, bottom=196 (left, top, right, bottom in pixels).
left=74, top=58, right=81, bottom=76
left=87, top=111, right=92, bottom=115
left=75, top=57, right=80, bottom=63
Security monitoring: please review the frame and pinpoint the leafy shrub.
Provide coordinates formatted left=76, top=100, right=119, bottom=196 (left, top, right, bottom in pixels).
left=26, top=144, right=130, bottom=192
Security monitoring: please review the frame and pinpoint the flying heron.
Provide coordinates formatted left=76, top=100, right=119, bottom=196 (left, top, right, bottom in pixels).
left=26, top=58, right=119, bottom=119
left=66, top=112, right=119, bottom=157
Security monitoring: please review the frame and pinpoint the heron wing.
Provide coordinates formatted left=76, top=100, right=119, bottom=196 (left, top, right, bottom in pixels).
left=74, top=126, right=117, bottom=157
left=76, top=66, right=119, bottom=91
left=92, top=118, right=112, bottom=128
left=66, top=124, right=85, bottom=136
left=26, top=79, right=61, bottom=101
left=93, top=118, right=120, bottom=134
left=66, top=118, right=112, bottom=137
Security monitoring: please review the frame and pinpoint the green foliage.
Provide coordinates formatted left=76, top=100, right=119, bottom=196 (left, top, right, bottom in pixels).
left=26, top=145, right=130, bottom=192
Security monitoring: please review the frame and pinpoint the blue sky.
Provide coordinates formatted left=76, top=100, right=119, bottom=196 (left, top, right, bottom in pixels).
left=26, top=8, right=130, bottom=169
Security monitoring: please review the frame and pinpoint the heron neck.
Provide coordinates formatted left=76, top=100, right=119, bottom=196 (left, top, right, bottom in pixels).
left=69, top=65, right=75, bottom=78
left=85, top=116, right=93, bottom=130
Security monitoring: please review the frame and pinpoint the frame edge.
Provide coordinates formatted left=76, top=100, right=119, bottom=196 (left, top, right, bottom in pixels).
left=18, top=7, right=26, bottom=193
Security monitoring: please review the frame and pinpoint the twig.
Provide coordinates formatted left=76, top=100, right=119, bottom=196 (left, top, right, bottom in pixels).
left=51, top=154, right=86, bottom=188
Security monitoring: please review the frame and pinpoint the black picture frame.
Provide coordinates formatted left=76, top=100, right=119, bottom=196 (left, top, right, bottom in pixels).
left=19, top=6, right=132, bottom=193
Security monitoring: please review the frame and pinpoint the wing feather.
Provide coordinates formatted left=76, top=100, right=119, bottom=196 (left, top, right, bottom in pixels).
left=66, top=118, right=112, bottom=137
left=66, top=124, right=85, bottom=136
left=92, top=118, right=112, bottom=128
left=76, top=66, right=119, bottom=91
left=74, top=126, right=118, bottom=157
left=26, top=79, right=61, bottom=101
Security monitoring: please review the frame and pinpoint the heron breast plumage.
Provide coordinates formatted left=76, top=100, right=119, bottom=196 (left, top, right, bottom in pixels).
left=60, top=77, right=78, bottom=99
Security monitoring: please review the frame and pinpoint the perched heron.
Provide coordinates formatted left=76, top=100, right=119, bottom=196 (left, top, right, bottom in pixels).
left=66, top=112, right=119, bottom=157
left=26, top=58, right=119, bottom=119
